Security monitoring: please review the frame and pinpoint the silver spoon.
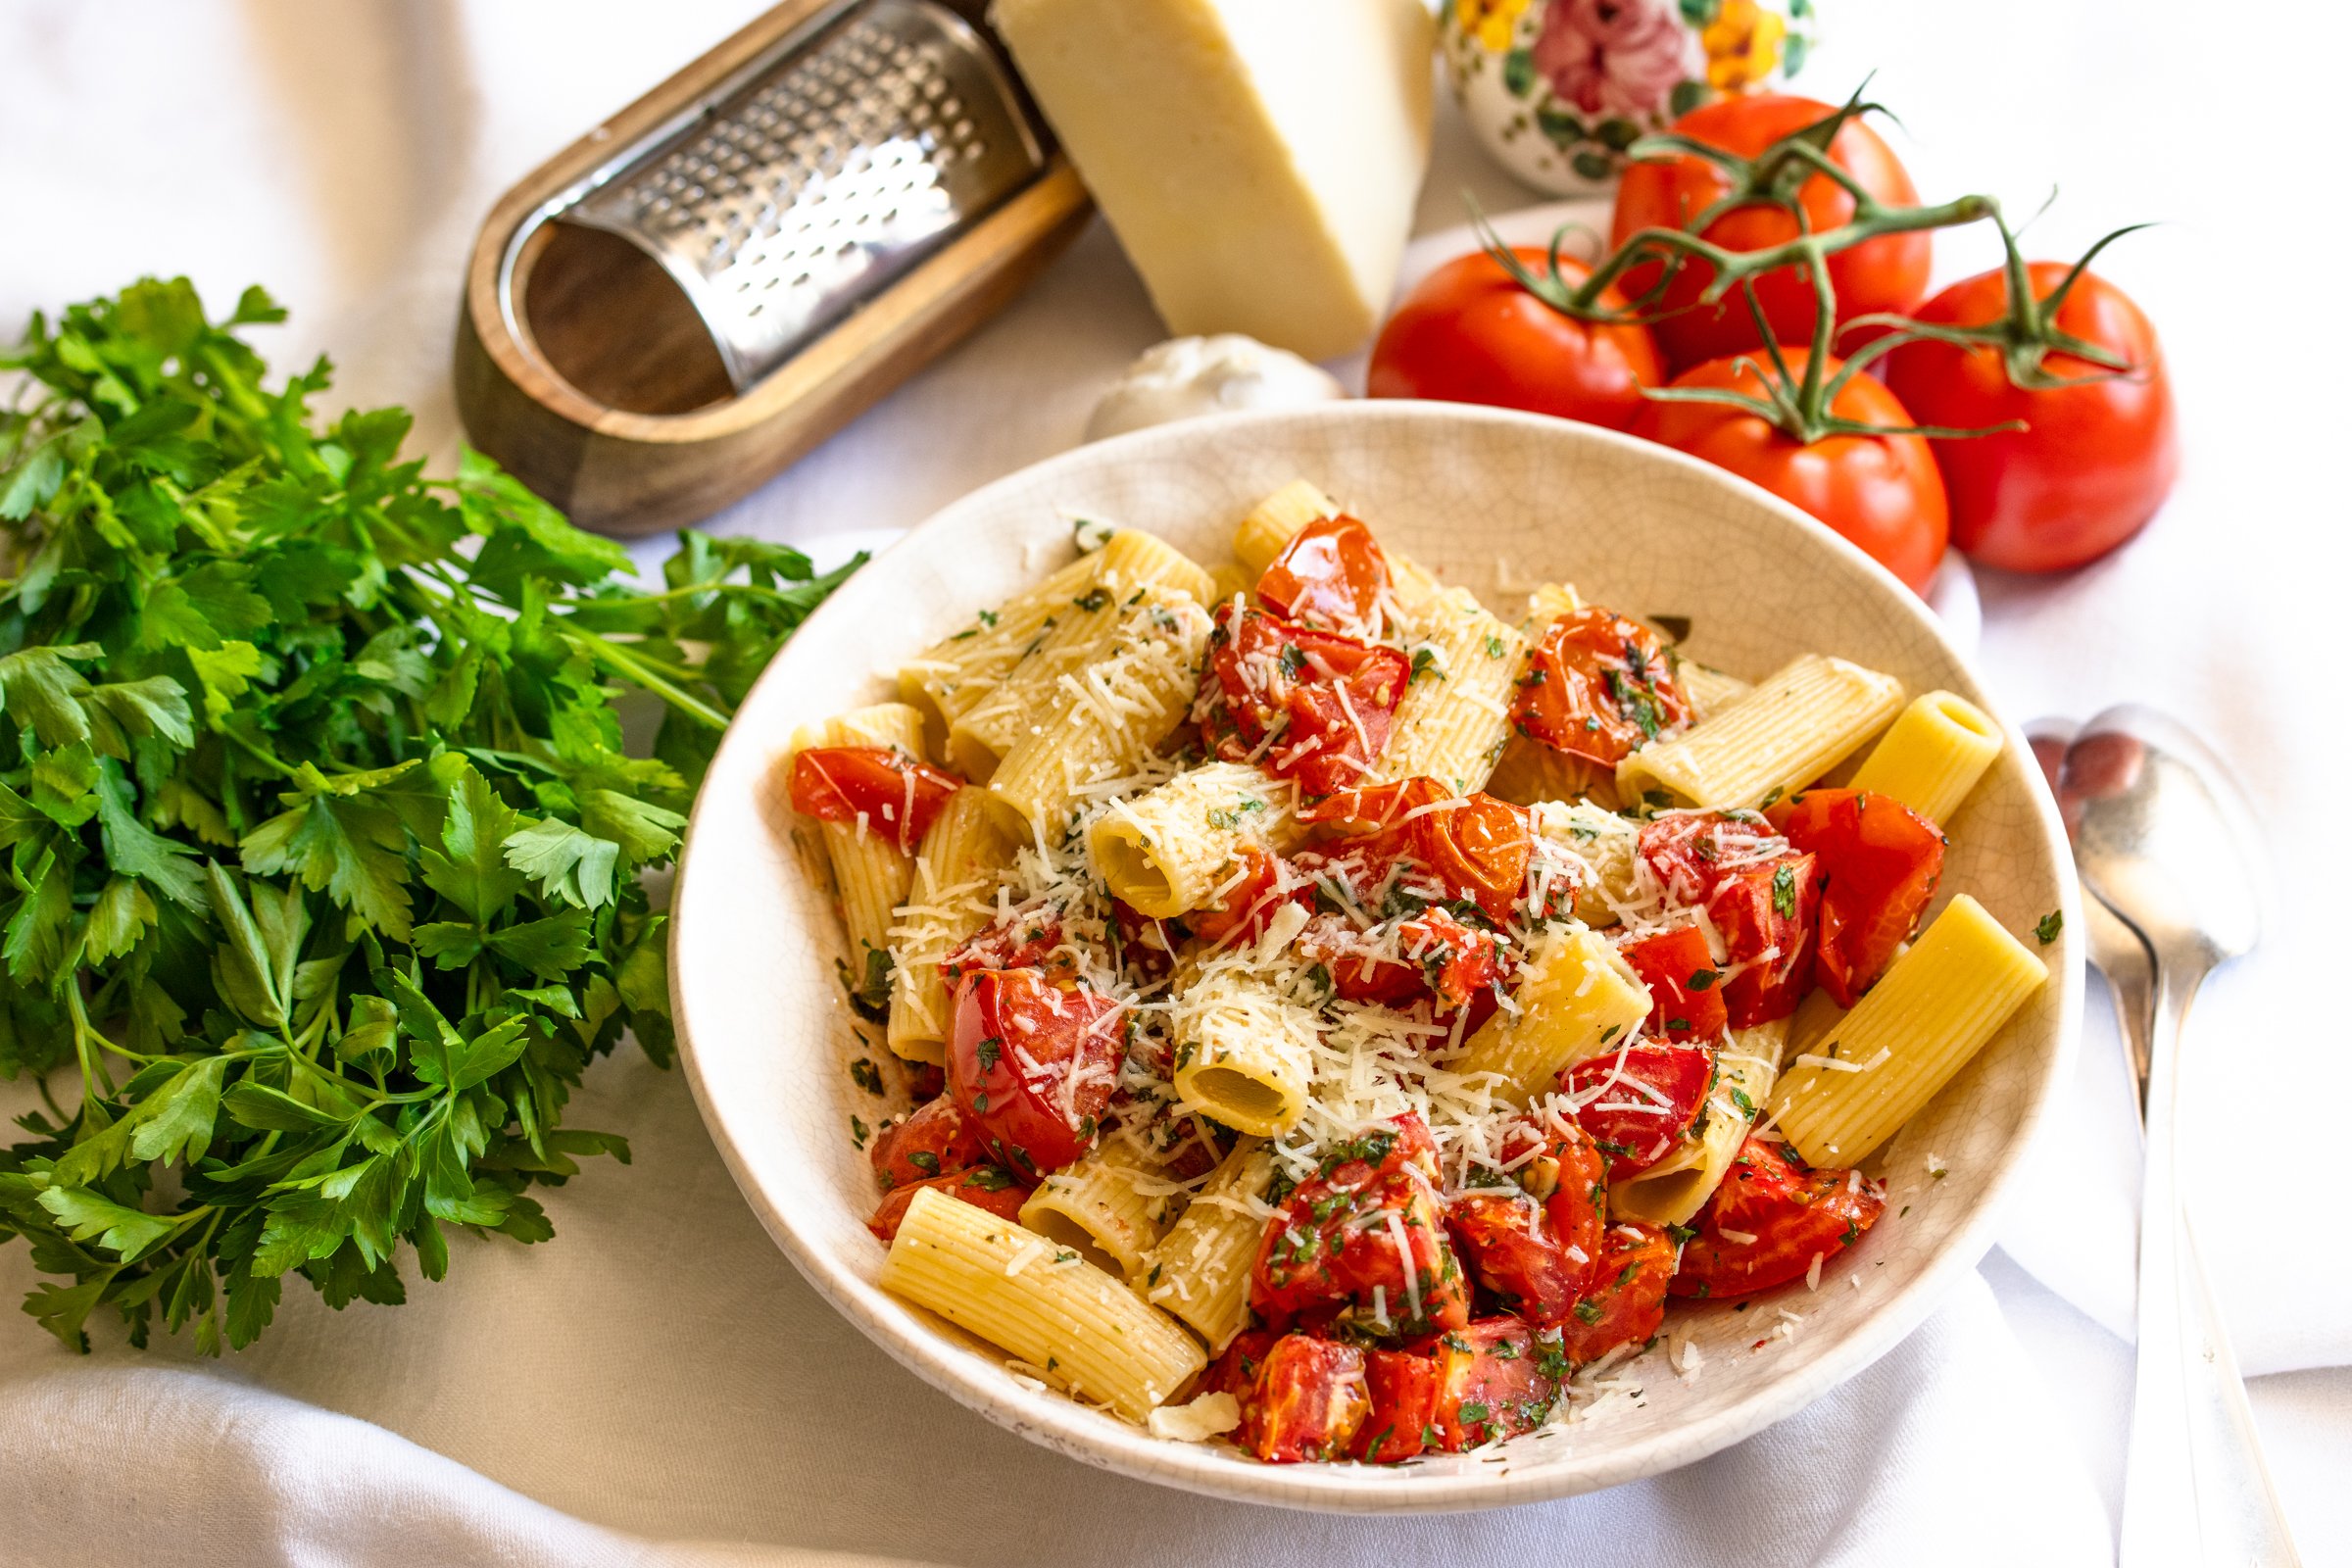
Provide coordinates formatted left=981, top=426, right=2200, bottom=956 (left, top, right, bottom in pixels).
left=2029, top=720, right=2157, bottom=1113
left=2058, top=706, right=2298, bottom=1566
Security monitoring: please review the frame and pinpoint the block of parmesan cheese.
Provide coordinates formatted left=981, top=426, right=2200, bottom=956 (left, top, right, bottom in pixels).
left=992, top=0, right=1435, bottom=361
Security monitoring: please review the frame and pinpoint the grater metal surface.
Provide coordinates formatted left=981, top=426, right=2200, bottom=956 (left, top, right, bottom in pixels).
left=563, top=0, right=1048, bottom=391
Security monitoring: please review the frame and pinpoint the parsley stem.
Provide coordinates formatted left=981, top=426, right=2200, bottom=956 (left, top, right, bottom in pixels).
left=569, top=633, right=729, bottom=729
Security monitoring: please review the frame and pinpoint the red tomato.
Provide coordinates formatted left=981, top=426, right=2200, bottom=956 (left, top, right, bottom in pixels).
left=1671, top=1135, right=1886, bottom=1299
left=868, top=1096, right=989, bottom=1188
left=864, top=1165, right=1028, bottom=1243
left=1298, top=779, right=1531, bottom=923
left=1497, top=1115, right=1608, bottom=1276
left=1354, top=1348, right=1443, bottom=1462
left=904, top=1062, right=946, bottom=1103
left=1234, top=1335, right=1371, bottom=1464
left=1300, top=906, right=1502, bottom=1012
left=947, top=969, right=1125, bottom=1179
left=1251, top=1117, right=1470, bottom=1336
left=788, top=746, right=961, bottom=853
left=1638, top=810, right=1782, bottom=904
left=941, top=906, right=1067, bottom=987
left=1708, top=852, right=1818, bottom=1027
left=1558, top=1223, right=1676, bottom=1365
left=1255, top=514, right=1393, bottom=636
left=1185, top=847, right=1314, bottom=953
left=1562, top=1040, right=1717, bottom=1180
left=1201, top=604, right=1411, bottom=796
left=1425, top=1317, right=1567, bottom=1450
left=1610, top=95, right=1929, bottom=369
left=1446, top=1189, right=1586, bottom=1325
left=1510, top=606, right=1691, bottom=767
left=1618, top=923, right=1729, bottom=1042
left=1769, top=788, right=1945, bottom=1006
left=1200, top=1329, right=1280, bottom=1400
left=1633, top=349, right=1948, bottom=594
left=1882, top=260, right=2178, bottom=572
left=1368, top=246, right=1666, bottom=430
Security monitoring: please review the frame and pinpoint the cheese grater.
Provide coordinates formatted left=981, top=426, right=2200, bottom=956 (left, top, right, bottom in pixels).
left=456, top=0, right=1093, bottom=535
left=560, top=0, right=1049, bottom=390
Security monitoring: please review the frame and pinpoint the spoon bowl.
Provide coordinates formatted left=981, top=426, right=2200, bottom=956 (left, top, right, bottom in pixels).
left=2059, top=705, right=2263, bottom=969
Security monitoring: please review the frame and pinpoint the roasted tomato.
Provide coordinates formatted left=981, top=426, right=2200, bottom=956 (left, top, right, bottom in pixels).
left=1632, top=349, right=1948, bottom=594
left=1300, top=906, right=1502, bottom=1012
left=1558, top=1223, right=1676, bottom=1364
left=1618, top=923, right=1729, bottom=1042
left=1708, top=852, right=1818, bottom=1027
left=1251, top=1116, right=1470, bottom=1336
left=1447, top=1188, right=1586, bottom=1325
left=1562, top=1040, right=1717, bottom=1180
left=1769, top=787, right=1945, bottom=1006
left=1201, top=604, right=1411, bottom=795
left=1186, top=847, right=1314, bottom=953
left=1354, top=1348, right=1443, bottom=1462
left=1298, top=778, right=1531, bottom=923
left=1367, top=245, right=1666, bottom=430
left=1510, top=606, right=1691, bottom=768
left=1233, top=1335, right=1371, bottom=1464
left=1255, top=514, right=1392, bottom=636
left=788, top=745, right=960, bottom=853
left=1881, top=258, right=2177, bottom=573
left=1671, top=1135, right=1886, bottom=1299
left=1200, top=1328, right=1281, bottom=1400
left=1609, top=94, right=1930, bottom=369
left=904, top=1061, right=946, bottom=1102
left=1637, top=809, right=1782, bottom=905
left=948, top=968, right=1125, bottom=1179
left=942, top=906, right=1067, bottom=987
left=1497, top=1114, right=1609, bottom=1275
left=865, top=1165, right=1028, bottom=1243
left=869, top=1096, right=989, bottom=1188
left=1425, top=1317, right=1567, bottom=1450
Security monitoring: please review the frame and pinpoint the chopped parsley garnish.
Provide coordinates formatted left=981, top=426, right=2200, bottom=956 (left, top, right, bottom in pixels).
left=1772, top=862, right=1798, bottom=917
left=2035, top=909, right=2063, bottom=944
left=849, top=1057, right=885, bottom=1095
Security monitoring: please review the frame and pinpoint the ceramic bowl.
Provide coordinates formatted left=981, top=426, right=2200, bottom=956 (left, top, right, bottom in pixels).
left=669, top=402, right=2082, bottom=1512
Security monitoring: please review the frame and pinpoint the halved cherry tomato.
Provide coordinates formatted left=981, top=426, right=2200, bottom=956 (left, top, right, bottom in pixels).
left=1670, top=1135, right=1886, bottom=1299
left=1632, top=348, right=1948, bottom=594
left=1637, top=809, right=1783, bottom=905
left=1186, top=847, right=1314, bottom=952
left=1510, top=606, right=1691, bottom=767
left=1447, top=1189, right=1586, bottom=1325
left=1610, top=94, right=1929, bottom=370
left=1497, top=1114, right=1608, bottom=1275
left=1201, top=1329, right=1281, bottom=1400
left=1255, top=514, right=1392, bottom=636
left=1252, top=1116, right=1469, bottom=1336
left=942, top=906, right=1067, bottom=987
left=1618, top=923, right=1729, bottom=1042
left=1234, top=1335, right=1371, bottom=1464
left=1368, top=245, right=1666, bottom=430
left=1300, top=906, right=1502, bottom=1012
left=1425, top=1317, right=1566, bottom=1450
left=1769, top=787, right=1944, bottom=1006
left=1881, top=260, right=2177, bottom=573
left=1354, top=1348, right=1443, bottom=1462
left=948, top=969, right=1125, bottom=1179
left=1298, top=778, right=1531, bottom=923
left=1708, top=851, right=1818, bottom=1026
left=1558, top=1223, right=1676, bottom=1365
left=1563, top=1040, right=1717, bottom=1180
left=865, top=1165, right=1028, bottom=1243
left=869, top=1096, right=989, bottom=1189
left=789, top=746, right=961, bottom=853
left=1201, top=604, right=1410, bottom=796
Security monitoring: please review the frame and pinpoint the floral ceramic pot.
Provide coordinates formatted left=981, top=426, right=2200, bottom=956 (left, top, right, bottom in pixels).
left=1444, top=0, right=1816, bottom=195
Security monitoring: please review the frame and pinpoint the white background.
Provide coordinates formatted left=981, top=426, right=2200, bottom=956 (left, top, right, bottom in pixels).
left=2, top=2, right=2348, bottom=1563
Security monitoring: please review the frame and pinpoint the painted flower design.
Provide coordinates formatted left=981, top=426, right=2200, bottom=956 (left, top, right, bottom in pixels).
left=1703, top=0, right=1787, bottom=90
left=1533, top=0, right=1706, bottom=119
left=1456, top=0, right=1534, bottom=52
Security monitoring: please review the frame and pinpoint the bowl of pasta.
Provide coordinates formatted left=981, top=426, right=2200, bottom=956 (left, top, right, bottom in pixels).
left=669, top=401, right=2082, bottom=1510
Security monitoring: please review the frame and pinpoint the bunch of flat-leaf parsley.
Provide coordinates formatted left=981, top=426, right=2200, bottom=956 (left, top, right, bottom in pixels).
left=0, top=278, right=858, bottom=1351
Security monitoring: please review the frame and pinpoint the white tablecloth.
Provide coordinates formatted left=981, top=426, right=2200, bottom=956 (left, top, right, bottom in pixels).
left=4, top=3, right=2348, bottom=1564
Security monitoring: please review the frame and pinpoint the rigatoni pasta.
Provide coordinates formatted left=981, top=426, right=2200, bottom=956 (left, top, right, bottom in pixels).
left=788, top=479, right=2048, bottom=1467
